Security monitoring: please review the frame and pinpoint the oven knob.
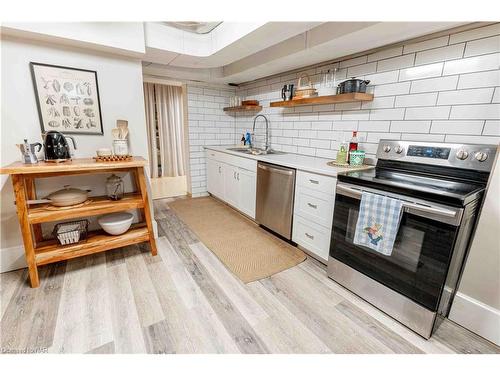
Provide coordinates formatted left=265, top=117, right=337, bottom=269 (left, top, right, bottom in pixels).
left=475, top=152, right=488, bottom=162
left=456, top=149, right=469, bottom=160
left=395, top=146, right=404, bottom=154
left=383, top=145, right=391, bottom=153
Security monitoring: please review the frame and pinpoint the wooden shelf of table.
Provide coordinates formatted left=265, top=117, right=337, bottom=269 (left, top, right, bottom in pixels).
left=35, top=225, right=149, bottom=266
left=28, top=193, right=144, bottom=224
left=270, top=93, right=374, bottom=107
left=0, top=156, right=157, bottom=288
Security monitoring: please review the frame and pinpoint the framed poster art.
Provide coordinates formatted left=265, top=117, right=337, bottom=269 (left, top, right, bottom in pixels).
left=30, top=62, right=104, bottom=135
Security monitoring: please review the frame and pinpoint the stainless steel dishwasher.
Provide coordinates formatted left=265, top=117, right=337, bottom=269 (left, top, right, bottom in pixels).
left=256, top=162, right=296, bottom=240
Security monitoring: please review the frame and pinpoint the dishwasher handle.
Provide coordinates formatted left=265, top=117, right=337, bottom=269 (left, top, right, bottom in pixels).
left=258, top=163, right=294, bottom=176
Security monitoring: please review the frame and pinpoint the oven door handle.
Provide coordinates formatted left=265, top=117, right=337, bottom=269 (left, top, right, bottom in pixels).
left=336, top=183, right=462, bottom=223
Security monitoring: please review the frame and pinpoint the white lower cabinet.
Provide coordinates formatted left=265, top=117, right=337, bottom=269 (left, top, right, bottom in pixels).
left=206, top=150, right=257, bottom=219
left=207, top=158, right=224, bottom=198
left=292, top=170, right=336, bottom=263
left=238, top=168, right=257, bottom=218
left=223, top=164, right=240, bottom=208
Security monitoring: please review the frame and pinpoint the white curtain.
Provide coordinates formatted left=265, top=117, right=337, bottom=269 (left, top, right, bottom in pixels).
left=143, top=83, right=186, bottom=177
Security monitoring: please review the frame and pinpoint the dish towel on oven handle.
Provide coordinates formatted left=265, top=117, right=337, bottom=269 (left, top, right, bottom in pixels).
left=353, top=191, right=403, bottom=256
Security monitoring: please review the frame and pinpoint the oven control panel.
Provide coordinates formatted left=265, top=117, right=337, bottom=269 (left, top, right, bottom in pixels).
left=377, top=140, right=497, bottom=171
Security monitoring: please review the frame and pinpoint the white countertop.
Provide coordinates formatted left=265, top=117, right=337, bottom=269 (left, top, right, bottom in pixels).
left=204, top=146, right=374, bottom=177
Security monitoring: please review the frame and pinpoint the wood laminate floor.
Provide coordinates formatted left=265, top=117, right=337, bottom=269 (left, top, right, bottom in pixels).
left=1, top=198, right=499, bottom=354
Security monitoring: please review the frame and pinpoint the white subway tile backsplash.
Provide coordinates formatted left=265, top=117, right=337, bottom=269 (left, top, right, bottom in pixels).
left=410, top=75, right=459, bottom=93
left=390, top=121, right=432, bottom=133
left=483, top=120, right=500, bottom=135
left=375, top=82, right=411, bottom=97
left=449, top=23, right=500, bottom=44
left=205, top=24, right=500, bottom=186
left=431, top=120, right=485, bottom=135
left=401, top=133, right=446, bottom=142
left=492, top=87, right=500, bottom=103
left=347, top=62, right=377, bottom=77
left=332, top=121, right=358, bottom=131
left=443, top=53, right=500, bottom=75
left=464, top=35, right=500, bottom=57
left=399, top=63, right=443, bottom=81
left=377, top=54, right=415, bottom=72
left=449, top=104, right=500, bottom=119
left=405, top=106, right=451, bottom=120
left=340, top=55, right=368, bottom=68
left=437, top=88, right=495, bottom=105
left=369, top=108, right=406, bottom=120
left=457, top=70, right=500, bottom=89
left=367, top=46, right=403, bottom=62
left=364, top=70, right=399, bottom=85
left=445, top=134, right=500, bottom=144
left=309, top=139, right=331, bottom=149
left=395, top=93, right=438, bottom=107
left=341, top=110, right=370, bottom=120
left=361, top=96, right=395, bottom=109
left=366, top=132, right=400, bottom=143
left=415, top=44, right=465, bottom=66
left=403, top=36, right=449, bottom=54
left=358, top=121, right=390, bottom=132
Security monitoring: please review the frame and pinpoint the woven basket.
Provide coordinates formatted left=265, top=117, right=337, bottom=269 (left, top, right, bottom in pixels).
left=294, top=73, right=318, bottom=99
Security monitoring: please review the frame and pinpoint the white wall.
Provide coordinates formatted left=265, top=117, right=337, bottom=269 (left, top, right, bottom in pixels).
left=1, top=22, right=146, bottom=56
left=235, top=23, right=500, bottom=162
left=449, top=153, right=500, bottom=345
left=1, top=36, right=150, bottom=272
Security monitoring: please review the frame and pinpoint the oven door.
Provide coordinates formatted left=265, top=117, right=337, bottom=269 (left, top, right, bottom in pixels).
left=330, top=183, right=464, bottom=312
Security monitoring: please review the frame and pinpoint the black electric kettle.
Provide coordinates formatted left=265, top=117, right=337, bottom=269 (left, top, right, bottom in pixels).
left=43, top=131, right=77, bottom=162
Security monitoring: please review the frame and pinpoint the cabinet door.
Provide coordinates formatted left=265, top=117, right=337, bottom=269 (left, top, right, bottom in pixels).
left=237, top=168, right=256, bottom=219
left=207, top=159, right=224, bottom=198
left=223, top=164, right=239, bottom=208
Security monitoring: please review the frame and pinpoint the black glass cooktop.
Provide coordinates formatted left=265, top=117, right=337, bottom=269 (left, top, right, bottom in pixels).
left=338, top=168, right=485, bottom=206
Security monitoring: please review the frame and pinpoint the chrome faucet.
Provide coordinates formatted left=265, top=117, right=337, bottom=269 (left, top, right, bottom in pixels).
left=252, top=114, right=270, bottom=152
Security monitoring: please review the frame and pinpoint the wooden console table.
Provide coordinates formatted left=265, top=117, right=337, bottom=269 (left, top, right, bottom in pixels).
left=0, top=157, right=157, bottom=288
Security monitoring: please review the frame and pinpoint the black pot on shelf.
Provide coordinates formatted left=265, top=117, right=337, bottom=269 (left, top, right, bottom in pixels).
left=338, top=77, right=371, bottom=94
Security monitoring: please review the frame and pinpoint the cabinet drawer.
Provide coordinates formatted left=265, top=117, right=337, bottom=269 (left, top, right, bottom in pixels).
left=206, top=149, right=224, bottom=161
left=221, top=153, right=257, bottom=172
left=296, top=170, right=336, bottom=195
left=294, top=186, right=334, bottom=228
left=292, top=215, right=331, bottom=262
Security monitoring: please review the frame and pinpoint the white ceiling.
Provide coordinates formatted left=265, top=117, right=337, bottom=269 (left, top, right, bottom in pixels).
left=143, top=21, right=468, bottom=84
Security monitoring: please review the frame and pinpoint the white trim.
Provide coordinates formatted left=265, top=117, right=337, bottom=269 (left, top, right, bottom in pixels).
left=449, top=292, right=500, bottom=346
left=0, top=245, right=27, bottom=274
left=142, top=75, right=183, bottom=87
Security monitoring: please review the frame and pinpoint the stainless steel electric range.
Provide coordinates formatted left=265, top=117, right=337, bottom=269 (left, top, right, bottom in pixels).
left=328, top=140, right=497, bottom=338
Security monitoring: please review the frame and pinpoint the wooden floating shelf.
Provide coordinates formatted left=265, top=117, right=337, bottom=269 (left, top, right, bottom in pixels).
left=28, top=193, right=144, bottom=224
left=270, top=93, right=374, bottom=107
left=223, top=105, right=263, bottom=112
left=35, top=225, right=149, bottom=265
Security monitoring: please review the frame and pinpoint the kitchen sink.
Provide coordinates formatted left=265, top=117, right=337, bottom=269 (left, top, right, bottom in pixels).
left=226, top=147, right=286, bottom=155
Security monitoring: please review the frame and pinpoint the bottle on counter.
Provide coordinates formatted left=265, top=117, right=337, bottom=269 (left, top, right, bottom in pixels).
left=348, top=131, right=358, bottom=162
left=240, top=134, right=246, bottom=146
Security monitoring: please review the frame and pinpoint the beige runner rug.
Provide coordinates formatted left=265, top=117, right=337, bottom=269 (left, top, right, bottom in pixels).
left=168, top=197, right=306, bottom=283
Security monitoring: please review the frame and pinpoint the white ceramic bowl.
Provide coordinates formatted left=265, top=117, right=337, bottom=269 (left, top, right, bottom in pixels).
left=98, top=212, right=133, bottom=235
left=96, top=148, right=112, bottom=157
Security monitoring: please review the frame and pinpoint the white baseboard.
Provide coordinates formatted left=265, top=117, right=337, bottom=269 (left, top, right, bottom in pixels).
left=0, top=245, right=27, bottom=273
left=449, top=292, right=500, bottom=346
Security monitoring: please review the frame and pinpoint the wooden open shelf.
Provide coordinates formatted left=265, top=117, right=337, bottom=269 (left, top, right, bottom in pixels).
left=35, top=225, right=149, bottom=266
left=28, top=193, right=144, bottom=224
left=270, top=92, right=374, bottom=107
left=223, top=105, right=262, bottom=112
